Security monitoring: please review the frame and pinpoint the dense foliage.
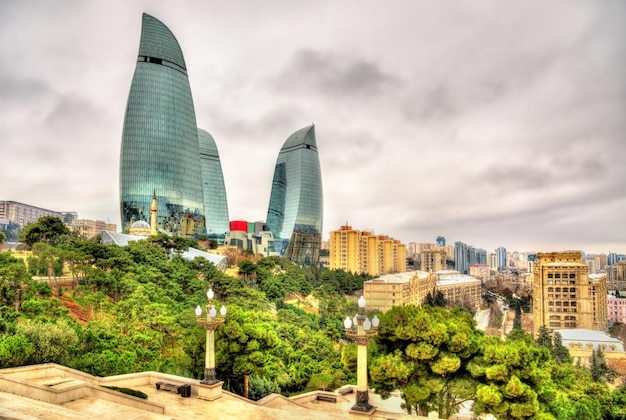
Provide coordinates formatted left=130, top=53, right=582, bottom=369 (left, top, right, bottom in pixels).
left=1, top=220, right=625, bottom=418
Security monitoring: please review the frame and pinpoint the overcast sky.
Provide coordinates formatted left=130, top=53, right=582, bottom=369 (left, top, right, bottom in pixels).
left=1, top=0, right=624, bottom=254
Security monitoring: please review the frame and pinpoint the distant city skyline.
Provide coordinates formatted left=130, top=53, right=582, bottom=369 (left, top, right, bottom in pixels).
left=1, top=1, right=624, bottom=255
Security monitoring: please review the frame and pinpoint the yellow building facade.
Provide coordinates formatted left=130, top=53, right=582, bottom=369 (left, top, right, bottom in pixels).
left=421, top=248, right=446, bottom=272
left=68, top=219, right=117, bottom=239
left=363, top=269, right=482, bottom=312
left=532, top=251, right=608, bottom=336
left=363, top=271, right=435, bottom=312
left=329, top=225, right=407, bottom=276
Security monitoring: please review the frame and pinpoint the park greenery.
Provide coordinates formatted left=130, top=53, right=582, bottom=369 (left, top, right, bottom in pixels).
left=1, top=217, right=626, bottom=419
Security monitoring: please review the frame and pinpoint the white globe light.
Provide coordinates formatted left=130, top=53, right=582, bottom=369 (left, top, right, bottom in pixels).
left=220, top=305, right=227, bottom=317
left=195, top=305, right=202, bottom=317
left=372, top=315, right=380, bottom=328
left=207, top=289, right=215, bottom=300
left=364, top=317, right=372, bottom=331
left=353, top=315, right=358, bottom=327
left=358, top=295, right=366, bottom=308
left=344, top=316, right=352, bottom=330
left=209, top=306, right=217, bottom=318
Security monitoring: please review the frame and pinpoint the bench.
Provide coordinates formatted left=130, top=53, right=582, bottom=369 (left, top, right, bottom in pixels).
left=156, top=382, right=182, bottom=393
left=337, top=388, right=354, bottom=396
left=316, top=394, right=337, bottom=403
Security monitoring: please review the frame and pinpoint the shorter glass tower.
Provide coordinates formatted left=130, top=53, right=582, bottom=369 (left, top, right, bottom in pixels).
left=198, top=128, right=230, bottom=242
left=266, top=124, right=323, bottom=265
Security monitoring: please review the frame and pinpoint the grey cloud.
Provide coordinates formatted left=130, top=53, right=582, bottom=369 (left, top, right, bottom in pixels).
left=272, top=49, right=401, bottom=97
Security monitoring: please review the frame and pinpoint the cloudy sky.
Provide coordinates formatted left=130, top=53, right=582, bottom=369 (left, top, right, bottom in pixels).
left=1, top=0, right=624, bottom=254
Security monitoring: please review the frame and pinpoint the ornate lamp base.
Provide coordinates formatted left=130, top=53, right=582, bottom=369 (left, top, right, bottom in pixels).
left=200, top=367, right=219, bottom=385
left=351, top=390, right=373, bottom=412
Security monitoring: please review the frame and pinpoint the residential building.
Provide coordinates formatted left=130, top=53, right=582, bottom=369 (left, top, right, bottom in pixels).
left=363, top=269, right=482, bottom=312
left=496, top=246, right=507, bottom=269
left=329, top=225, right=360, bottom=273
left=363, top=271, right=435, bottom=312
left=469, top=263, right=491, bottom=280
left=434, top=270, right=482, bottom=310
left=68, top=219, right=117, bottom=239
left=532, top=251, right=608, bottom=336
left=454, top=242, right=486, bottom=274
left=608, top=294, right=626, bottom=325
left=420, top=248, right=446, bottom=272
left=555, top=329, right=625, bottom=367
left=266, top=124, right=323, bottom=266
left=329, top=226, right=406, bottom=276
left=0, top=200, right=76, bottom=229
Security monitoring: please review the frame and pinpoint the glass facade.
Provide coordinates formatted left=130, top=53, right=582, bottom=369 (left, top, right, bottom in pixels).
left=266, top=125, right=323, bottom=265
left=198, top=128, right=230, bottom=241
left=120, top=13, right=206, bottom=237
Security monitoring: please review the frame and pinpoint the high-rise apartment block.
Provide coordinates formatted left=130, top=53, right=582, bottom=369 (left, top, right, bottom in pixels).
left=532, top=251, right=607, bottom=336
left=421, top=248, right=446, bottom=272
left=496, top=246, right=507, bottom=269
left=0, top=201, right=76, bottom=228
left=454, top=241, right=486, bottom=274
left=329, top=225, right=406, bottom=276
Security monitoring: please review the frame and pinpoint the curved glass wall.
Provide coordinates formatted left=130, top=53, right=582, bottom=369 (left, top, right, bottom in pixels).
left=120, top=13, right=205, bottom=237
left=266, top=124, right=323, bottom=265
left=198, top=128, right=230, bottom=241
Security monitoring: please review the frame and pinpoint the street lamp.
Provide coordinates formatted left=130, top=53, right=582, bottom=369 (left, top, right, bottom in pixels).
left=344, top=295, right=379, bottom=412
left=195, top=288, right=227, bottom=385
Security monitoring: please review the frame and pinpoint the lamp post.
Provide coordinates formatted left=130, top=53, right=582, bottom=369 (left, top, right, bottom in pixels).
left=344, top=295, right=379, bottom=412
left=195, top=288, right=227, bottom=385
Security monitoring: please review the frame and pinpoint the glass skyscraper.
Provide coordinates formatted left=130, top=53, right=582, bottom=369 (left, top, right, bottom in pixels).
left=198, top=128, right=230, bottom=241
left=266, top=124, right=323, bottom=265
left=120, top=13, right=207, bottom=237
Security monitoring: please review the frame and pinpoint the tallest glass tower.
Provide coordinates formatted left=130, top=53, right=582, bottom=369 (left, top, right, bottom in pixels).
left=120, top=13, right=206, bottom=237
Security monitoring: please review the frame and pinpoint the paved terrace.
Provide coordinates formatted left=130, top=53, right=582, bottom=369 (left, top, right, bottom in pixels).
left=0, top=364, right=421, bottom=420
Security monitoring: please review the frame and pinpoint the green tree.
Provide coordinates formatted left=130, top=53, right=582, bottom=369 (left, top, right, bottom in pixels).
left=0, top=253, right=33, bottom=311
left=468, top=336, right=554, bottom=419
left=18, top=319, right=79, bottom=365
left=214, top=305, right=281, bottom=397
left=18, top=216, right=70, bottom=248
left=550, top=332, right=572, bottom=364
left=0, top=231, right=6, bottom=244
left=370, top=305, right=482, bottom=418
left=424, top=290, right=447, bottom=307
left=589, top=347, right=618, bottom=384
left=536, top=326, right=553, bottom=351
left=0, top=334, right=35, bottom=367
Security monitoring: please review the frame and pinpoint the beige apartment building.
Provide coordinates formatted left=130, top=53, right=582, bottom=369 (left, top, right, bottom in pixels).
left=420, top=248, right=446, bottom=272
left=329, top=225, right=407, bottom=276
left=69, top=219, right=117, bottom=239
left=363, top=269, right=482, bottom=312
left=532, top=251, right=608, bottom=336
left=363, top=271, right=435, bottom=312
left=434, top=270, right=482, bottom=310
